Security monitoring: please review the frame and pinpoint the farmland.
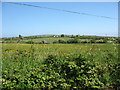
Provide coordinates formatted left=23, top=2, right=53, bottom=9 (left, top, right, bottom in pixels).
left=1, top=35, right=120, bottom=89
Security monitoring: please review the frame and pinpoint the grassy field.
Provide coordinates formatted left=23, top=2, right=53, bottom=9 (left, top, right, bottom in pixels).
left=2, top=37, right=72, bottom=44
left=23, top=37, right=71, bottom=43
left=2, top=43, right=118, bottom=61
left=2, top=35, right=119, bottom=44
left=2, top=43, right=120, bottom=89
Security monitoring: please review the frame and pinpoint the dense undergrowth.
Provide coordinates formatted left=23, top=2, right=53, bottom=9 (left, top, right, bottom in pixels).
left=1, top=44, right=120, bottom=89
left=2, top=56, right=120, bottom=89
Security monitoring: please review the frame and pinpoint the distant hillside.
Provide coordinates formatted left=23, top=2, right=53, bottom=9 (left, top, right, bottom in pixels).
left=1, top=34, right=119, bottom=44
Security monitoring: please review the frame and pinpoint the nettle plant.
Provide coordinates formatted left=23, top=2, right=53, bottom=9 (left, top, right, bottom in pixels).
left=2, top=51, right=118, bottom=89
left=41, top=54, right=104, bottom=89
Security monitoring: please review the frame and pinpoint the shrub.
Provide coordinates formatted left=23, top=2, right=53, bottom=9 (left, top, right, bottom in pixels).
left=58, top=39, right=66, bottom=43
left=117, top=38, right=120, bottom=43
left=53, top=40, right=58, bottom=44
left=61, top=34, right=64, bottom=37
left=96, top=39, right=107, bottom=43
left=90, top=39, right=96, bottom=43
left=2, top=49, right=119, bottom=89
left=80, top=39, right=88, bottom=43
left=39, top=40, right=49, bottom=44
left=67, top=38, right=79, bottom=43
left=109, top=63, right=120, bottom=87
left=25, top=41, right=34, bottom=44
left=41, top=55, right=104, bottom=89
left=53, top=39, right=66, bottom=44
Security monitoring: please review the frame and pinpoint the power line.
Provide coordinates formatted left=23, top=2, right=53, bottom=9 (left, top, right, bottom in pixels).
left=6, top=2, right=117, bottom=20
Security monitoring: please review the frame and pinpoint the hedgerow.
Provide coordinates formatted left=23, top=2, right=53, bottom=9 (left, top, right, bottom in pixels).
left=2, top=54, right=119, bottom=89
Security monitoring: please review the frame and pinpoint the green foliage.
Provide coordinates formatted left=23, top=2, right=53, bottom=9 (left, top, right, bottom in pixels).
left=67, top=38, right=79, bottom=43
left=61, top=34, right=65, bottom=37
left=96, top=39, right=106, bottom=43
left=21, top=54, right=104, bottom=89
left=80, top=39, right=88, bottom=43
left=109, top=63, right=120, bottom=87
left=39, top=40, right=49, bottom=44
left=53, top=39, right=66, bottom=44
left=25, top=41, right=34, bottom=44
left=2, top=35, right=119, bottom=44
left=2, top=43, right=119, bottom=89
left=19, top=35, right=22, bottom=39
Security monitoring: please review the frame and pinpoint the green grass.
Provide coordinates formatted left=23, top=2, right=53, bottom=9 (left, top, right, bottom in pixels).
left=24, top=37, right=70, bottom=43
left=2, top=43, right=118, bottom=65
left=2, top=43, right=119, bottom=89
left=3, top=37, right=72, bottom=43
left=2, top=36, right=118, bottom=44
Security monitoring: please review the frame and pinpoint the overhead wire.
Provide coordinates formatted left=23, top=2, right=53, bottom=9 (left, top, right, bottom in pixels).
left=6, top=2, right=117, bottom=20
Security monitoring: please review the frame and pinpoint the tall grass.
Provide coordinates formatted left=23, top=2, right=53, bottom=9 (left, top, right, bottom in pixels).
left=2, top=43, right=119, bottom=89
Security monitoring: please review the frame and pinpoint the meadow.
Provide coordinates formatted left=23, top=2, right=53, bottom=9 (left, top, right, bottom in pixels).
left=2, top=42, right=120, bottom=89
left=1, top=35, right=120, bottom=89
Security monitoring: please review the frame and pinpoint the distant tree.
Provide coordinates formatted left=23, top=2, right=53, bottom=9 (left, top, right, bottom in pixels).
left=19, top=35, right=23, bottom=39
left=67, top=38, right=79, bottom=43
left=61, top=34, right=64, bottom=37
left=71, top=35, right=74, bottom=38
left=19, top=35, right=22, bottom=38
left=117, top=38, right=120, bottom=43
left=76, top=35, right=79, bottom=37
left=58, top=39, right=66, bottom=43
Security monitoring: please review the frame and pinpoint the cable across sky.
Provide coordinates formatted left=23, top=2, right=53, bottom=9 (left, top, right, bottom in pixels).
left=7, top=2, right=117, bottom=20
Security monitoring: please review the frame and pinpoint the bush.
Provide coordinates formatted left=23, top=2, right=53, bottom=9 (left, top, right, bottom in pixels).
left=80, top=39, right=96, bottom=43
left=53, top=39, right=66, bottom=44
left=80, top=39, right=88, bottom=43
left=67, top=38, right=79, bottom=43
left=53, top=40, right=58, bottom=44
left=110, top=63, right=120, bottom=87
left=39, top=40, right=49, bottom=44
left=90, top=39, right=96, bottom=43
left=2, top=53, right=119, bottom=89
left=58, top=39, right=66, bottom=43
left=25, top=41, right=34, bottom=44
left=61, top=34, right=64, bottom=37
left=41, top=55, right=104, bottom=89
left=117, top=38, right=120, bottom=43
left=96, top=39, right=106, bottom=43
